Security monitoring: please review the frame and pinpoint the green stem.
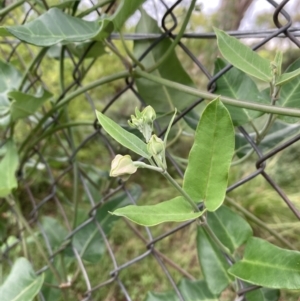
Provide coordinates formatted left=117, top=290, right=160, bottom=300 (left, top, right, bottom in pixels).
left=201, top=222, right=232, bottom=256
left=19, top=70, right=129, bottom=155
left=18, top=48, right=48, bottom=91
left=135, top=70, right=300, bottom=118
left=225, top=196, right=296, bottom=250
left=162, top=171, right=199, bottom=212
left=146, top=0, right=196, bottom=73
left=0, top=0, right=26, bottom=17
left=119, top=30, right=145, bottom=70
left=134, top=161, right=163, bottom=172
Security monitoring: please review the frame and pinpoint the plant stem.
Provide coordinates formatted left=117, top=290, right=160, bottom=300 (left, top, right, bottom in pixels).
left=0, top=0, right=26, bottom=17
left=162, top=171, right=199, bottom=212
left=18, top=48, right=48, bottom=91
left=201, top=222, right=232, bottom=256
left=134, top=70, right=300, bottom=118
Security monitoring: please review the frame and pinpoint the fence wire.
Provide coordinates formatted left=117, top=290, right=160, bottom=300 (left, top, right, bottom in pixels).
left=1, top=1, right=300, bottom=301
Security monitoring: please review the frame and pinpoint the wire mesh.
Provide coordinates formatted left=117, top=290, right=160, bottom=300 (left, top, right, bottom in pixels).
left=1, top=0, right=300, bottom=300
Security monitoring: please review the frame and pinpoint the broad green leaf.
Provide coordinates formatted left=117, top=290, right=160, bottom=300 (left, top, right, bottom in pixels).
left=5, top=8, right=113, bottom=47
left=0, top=140, right=19, bottom=197
left=47, top=42, right=107, bottom=60
left=70, top=41, right=107, bottom=58
left=276, top=68, right=300, bottom=86
left=277, top=58, right=300, bottom=123
left=214, top=28, right=272, bottom=82
left=96, top=110, right=150, bottom=159
left=111, top=0, right=145, bottom=31
left=207, top=205, right=252, bottom=253
left=9, top=90, right=52, bottom=121
left=144, top=279, right=218, bottom=301
left=0, top=60, right=22, bottom=126
left=229, top=237, right=300, bottom=289
left=134, top=10, right=198, bottom=126
left=197, top=227, right=233, bottom=294
left=246, top=288, right=280, bottom=301
left=0, top=257, right=44, bottom=301
left=178, top=278, right=219, bottom=300
left=214, top=58, right=266, bottom=126
left=183, top=98, right=235, bottom=211
left=69, top=185, right=140, bottom=262
left=111, top=196, right=205, bottom=226
left=41, top=216, right=68, bottom=249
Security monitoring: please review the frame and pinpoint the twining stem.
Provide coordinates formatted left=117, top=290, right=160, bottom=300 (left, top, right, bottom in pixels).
left=135, top=69, right=300, bottom=117
left=0, top=0, right=26, bottom=17
left=18, top=48, right=48, bottom=91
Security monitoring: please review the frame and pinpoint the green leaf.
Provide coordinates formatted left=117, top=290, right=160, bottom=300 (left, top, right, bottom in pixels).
left=207, top=205, right=252, bottom=253
left=111, top=0, right=145, bottom=31
left=111, top=196, right=205, bottom=227
left=214, top=58, right=266, bottom=126
left=144, top=279, right=218, bottom=301
left=69, top=185, right=140, bottom=263
left=5, top=8, right=113, bottom=47
left=41, top=216, right=68, bottom=250
left=197, top=227, right=233, bottom=294
left=134, top=10, right=198, bottom=126
left=214, top=28, right=272, bottom=82
left=0, top=140, right=19, bottom=197
left=246, top=288, right=280, bottom=301
left=183, top=98, right=235, bottom=211
left=277, top=58, right=300, bottom=123
left=0, top=257, right=44, bottom=301
left=96, top=110, right=150, bottom=159
left=178, top=278, right=219, bottom=300
left=9, top=90, right=52, bottom=121
left=229, top=237, right=300, bottom=289
left=276, top=67, right=300, bottom=86
left=0, top=60, right=22, bottom=126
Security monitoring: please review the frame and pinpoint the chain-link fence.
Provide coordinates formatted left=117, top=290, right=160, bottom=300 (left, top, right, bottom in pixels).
left=1, top=1, right=300, bottom=300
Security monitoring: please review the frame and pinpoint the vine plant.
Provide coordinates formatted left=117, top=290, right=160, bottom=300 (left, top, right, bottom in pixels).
left=0, top=1, right=300, bottom=301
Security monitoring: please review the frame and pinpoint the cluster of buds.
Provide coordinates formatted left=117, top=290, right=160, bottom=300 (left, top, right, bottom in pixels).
left=110, top=106, right=167, bottom=181
left=128, top=106, right=156, bottom=142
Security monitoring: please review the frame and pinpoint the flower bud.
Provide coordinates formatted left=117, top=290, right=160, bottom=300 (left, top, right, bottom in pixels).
left=128, top=106, right=156, bottom=142
left=142, top=106, right=156, bottom=124
left=147, top=135, right=164, bottom=156
left=110, top=154, right=137, bottom=180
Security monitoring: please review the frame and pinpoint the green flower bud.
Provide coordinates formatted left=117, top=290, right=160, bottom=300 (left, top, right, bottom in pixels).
left=110, top=154, right=137, bottom=181
left=128, top=106, right=156, bottom=142
left=147, top=135, right=164, bottom=156
left=142, top=106, right=156, bottom=124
